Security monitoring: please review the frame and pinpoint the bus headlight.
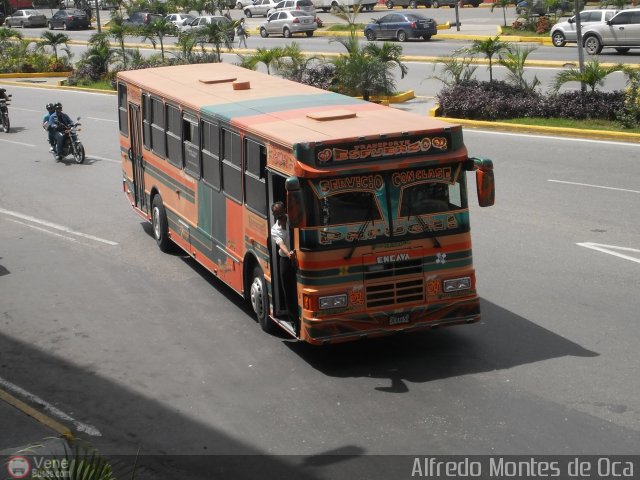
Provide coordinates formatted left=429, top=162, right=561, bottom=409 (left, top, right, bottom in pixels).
left=319, top=294, right=347, bottom=310
left=443, top=277, right=471, bottom=293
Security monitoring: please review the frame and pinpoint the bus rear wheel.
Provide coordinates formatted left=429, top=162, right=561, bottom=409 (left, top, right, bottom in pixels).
left=152, top=195, right=173, bottom=253
left=250, top=266, right=275, bottom=333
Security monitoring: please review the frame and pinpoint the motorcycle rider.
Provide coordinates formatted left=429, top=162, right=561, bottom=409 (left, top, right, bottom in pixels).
left=49, top=102, right=75, bottom=160
left=42, top=103, right=56, bottom=152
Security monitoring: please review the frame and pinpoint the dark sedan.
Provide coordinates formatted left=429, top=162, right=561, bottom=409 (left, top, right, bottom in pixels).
left=48, top=9, right=91, bottom=30
left=364, top=13, right=437, bottom=42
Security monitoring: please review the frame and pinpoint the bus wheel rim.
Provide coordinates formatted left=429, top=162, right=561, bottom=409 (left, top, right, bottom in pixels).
left=153, top=207, right=161, bottom=239
left=250, top=277, right=264, bottom=317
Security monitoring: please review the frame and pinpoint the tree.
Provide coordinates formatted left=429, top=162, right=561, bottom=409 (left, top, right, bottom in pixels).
left=195, top=20, right=234, bottom=62
left=83, top=31, right=114, bottom=76
left=431, top=54, right=477, bottom=86
left=0, top=27, right=23, bottom=48
left=552, top=59, right=623, bottom=93
left=239, top=46, right=287, bottom=74
left=491, top=0, right=512, bottom=28
left=362, top=41, right=407, bottom=96
left=140, top=17, right=176, bottom=62
left=174, top=31, right=198, bottom=63
left=464, top=36, right=509, bottom=83
left=107, top=13, right=131, bottom=68
left=39, top=31, right=70, bottom=61
left=499, top=44, right=540, bottom=93
left=331, top=35, right=397, bottom=102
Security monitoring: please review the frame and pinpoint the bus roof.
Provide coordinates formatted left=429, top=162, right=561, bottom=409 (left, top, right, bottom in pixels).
left=117, top=63, right=459, bottom=148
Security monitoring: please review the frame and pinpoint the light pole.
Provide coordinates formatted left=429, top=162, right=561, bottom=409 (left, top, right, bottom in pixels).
left=574, top=0, right=585, bottom=94
left=94, top=0, right=101, bottom=33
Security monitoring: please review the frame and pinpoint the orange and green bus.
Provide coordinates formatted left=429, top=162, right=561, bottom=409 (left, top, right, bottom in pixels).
left=116, top=63, right=495, bottom=345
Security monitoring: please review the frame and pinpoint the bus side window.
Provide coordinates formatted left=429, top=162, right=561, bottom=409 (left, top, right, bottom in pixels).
left=244, top=139, right=267, bottom=216
left=142, top=94, right=151, bottom=150
left=166, top=104, right=183, bottom=168
left=222, top=128, right=242, bottom=204
left=183, top=112, right=200, bottom=179
left=150, top=97, right=166, bottom=159
left=117, top=83, right=127, bottom=136
left=201, top=120, right=221, bottom=190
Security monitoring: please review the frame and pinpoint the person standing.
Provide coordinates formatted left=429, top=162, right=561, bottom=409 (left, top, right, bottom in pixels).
left=270, top=201, right=299, bottom=334
left=236, top=17, right=248, bottom=49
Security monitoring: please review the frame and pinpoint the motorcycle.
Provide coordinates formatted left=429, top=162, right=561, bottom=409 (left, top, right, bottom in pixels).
left=0, top=94, right=10, bottom=133
left=53, top=117, right=85, bottom=164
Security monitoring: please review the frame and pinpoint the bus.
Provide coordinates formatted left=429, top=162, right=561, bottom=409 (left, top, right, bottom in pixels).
left=116, top=63, right=495, bottom=345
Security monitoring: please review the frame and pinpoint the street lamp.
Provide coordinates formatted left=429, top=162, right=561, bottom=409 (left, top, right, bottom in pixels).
left=574, top=0, right=586, bottom=93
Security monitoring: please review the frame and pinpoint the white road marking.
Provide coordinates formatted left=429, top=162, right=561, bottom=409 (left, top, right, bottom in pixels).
left=89, top=154, right=120, bottom=164
left=466, top=129, right=640, bottom=147
left=0, top=375, right=102, bottom=436
left=548, top=179, right=640, bottom=194
left=577, top=242, right=640, bottom=265
left=0, top=207, right=118, bottom=246
left=10, top=107, right=41, bottom=113
left=0, top=138, right=36, bottom=147
left=8, top=218, right=83, bottom=244
left=87, top=116, right=117, bottom=123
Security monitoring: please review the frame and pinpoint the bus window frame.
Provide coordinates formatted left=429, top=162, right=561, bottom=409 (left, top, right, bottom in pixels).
left=150, top=96, right=166, bottom=159
left=117, top=82, right=128, bottom=137
left=201, top=118, right=221, bottom=191
left=183, top=111, right=201, bottom=179
left=244, top=137, right=267, bottom=218
left=165, top=102, right=183, bottom=169
left=221, top=127, right=242, bottom=205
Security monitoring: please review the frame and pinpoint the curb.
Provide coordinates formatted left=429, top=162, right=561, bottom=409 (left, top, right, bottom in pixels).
left=432, top=114, right=640, bottom=143
left=0, top=72, right=72, bottom=78
left=0, top=388, right=74, bottom=442
left=0, top=79, right=116, bottom=94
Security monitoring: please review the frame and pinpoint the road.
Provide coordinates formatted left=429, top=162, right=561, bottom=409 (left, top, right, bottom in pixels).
left=0, top=86, right=639, bottom=478
left=17, top=7, right=640, bottom=64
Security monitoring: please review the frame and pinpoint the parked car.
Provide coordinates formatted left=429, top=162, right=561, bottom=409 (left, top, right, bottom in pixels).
left=235, top=0, right=256, bottom=8
left=364, top=12, right=437, bottom=41
left=48, top=9, right=90, bottom=30
left=267, top=0, right=316, bottom=18
left=4, top=9, right=47, bottom=28
left=97, top=0, right=118, bottom=10
left=180, top=15, right=235, bottom=40
left=165, top=13, right=195, bottom=28
left=259, top=10, right=317, bottom=37
left=550, top=9, right=617, bottom=47
left=122, top=12, right=163, bottom=27
left=430, top=0, right=481, bottom=7
left=515, top=0, right=573, bottom=15
left=245, top=0, right=279, bottom=17
left=582, top=7, right=640, bottom=55
left=385, top=0, right=433, bottom=8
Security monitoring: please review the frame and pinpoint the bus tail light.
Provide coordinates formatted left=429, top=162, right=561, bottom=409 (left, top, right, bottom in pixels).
left=443, top=277, right=471, bottom=293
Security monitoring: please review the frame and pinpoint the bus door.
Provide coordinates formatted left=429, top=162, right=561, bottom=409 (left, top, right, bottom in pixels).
left=268, top=171, right=288, bottom=317
left=128, top=103, right=146, bottom=212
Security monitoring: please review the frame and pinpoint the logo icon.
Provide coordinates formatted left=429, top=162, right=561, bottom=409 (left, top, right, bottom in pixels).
left=436, top=253, right=447, bottom=264
left=6, top=456, right=30, bottom=479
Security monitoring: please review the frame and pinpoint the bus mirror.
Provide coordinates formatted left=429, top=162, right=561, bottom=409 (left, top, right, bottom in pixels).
left=472, top=157, right=495, bottom=207
left=285, top=176, right=307, bottom=228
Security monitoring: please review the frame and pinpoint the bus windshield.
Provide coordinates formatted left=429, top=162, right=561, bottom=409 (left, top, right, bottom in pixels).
left=301, top=165, right=469, bottom=249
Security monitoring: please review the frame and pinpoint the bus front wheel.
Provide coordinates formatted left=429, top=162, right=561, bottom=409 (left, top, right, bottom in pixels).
left=152, top=195, right=173, bottom=253
left=250, top=266, right=275, bottom=333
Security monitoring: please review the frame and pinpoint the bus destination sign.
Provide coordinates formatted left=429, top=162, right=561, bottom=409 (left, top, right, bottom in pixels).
left=315, top=134, right=449, bottom=165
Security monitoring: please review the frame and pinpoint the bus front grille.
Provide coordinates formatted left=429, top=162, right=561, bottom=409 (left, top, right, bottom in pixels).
left=364, top=259, right=424, bottom=308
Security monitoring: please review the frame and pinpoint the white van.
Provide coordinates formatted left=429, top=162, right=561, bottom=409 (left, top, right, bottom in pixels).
left=312, top=0, right=377, bottom=12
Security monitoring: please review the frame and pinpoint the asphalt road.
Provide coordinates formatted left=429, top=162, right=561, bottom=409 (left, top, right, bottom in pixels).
left=1, top=87, right=639, bottom=478
left=16, top=7, right=640, bottom=64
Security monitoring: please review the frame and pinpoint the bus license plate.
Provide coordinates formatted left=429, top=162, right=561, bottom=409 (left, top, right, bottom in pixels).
left=389, top=313, right=410, bottom=326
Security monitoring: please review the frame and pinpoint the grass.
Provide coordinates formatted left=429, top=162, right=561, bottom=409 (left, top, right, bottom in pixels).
left=68, top=79, right=114, bottom=91
left=324, top=23, right=366, bottom=32
left=500, top=116, right=640, bottom=134
left=499, top=26, right=550, bottom=37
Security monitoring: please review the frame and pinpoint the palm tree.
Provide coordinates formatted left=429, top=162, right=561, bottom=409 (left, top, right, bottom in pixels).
left=491, top=0, right=512, bottom=27
left=331, top=35, right=390, bottom=102
left=174, top=31, right=198, bottom=63
left=431, top=54, right=477, bottom=86
left=499, top=44, right=540, bottom=92
left=0, top=27, right=23, bottom=48
left=140, top=17, right=176, bottom=62
left=465, top=36, right=509, bottom=83
left=239, top=46, right=286, bottom=74
left=107, top=13, right=130, bottom=68
left=362, top=42, right=408, bottom=96
left=84, top=31, right=113, bottom=76
left=552, top=59, right=623, bottom=93
left=196, top=20, right=234, bottom=62
left=39, top=31, right=70, bottom=61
